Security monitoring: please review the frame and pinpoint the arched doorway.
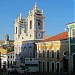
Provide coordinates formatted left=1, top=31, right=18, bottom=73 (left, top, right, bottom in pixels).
left=63, top=57, right=68, bottom=72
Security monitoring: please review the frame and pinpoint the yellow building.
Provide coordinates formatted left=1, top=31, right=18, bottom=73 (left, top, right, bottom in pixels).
left=0, top=47, right=7, bottom=69
left=0, top=48, right=7, bottom=54
left=37, top=32, right=69, bottom=73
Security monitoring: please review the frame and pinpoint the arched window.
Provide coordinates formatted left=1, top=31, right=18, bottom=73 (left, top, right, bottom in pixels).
left=51, top=50, right=54, bottom=58
left=30, top=21, right=32, bottom=29
left=16, top=27, right=17, bottom=34
left=47, top=50, right=49, bottom=58
left=37, top=20, right=42, bottom=29
left=56, top=50, right=59, bottom=59
left=42, top=50, right=45, bottom=57
left=39, top=50, right=41, bottom=57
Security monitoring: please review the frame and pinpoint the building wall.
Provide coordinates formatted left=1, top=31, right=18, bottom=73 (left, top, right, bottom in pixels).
left=7, top=51, right=14, bottom=68
left=37, top=40, right=69, bottom=72
left=0, top=48, right=7, bottom=69
left=14, top=4, right=45, bottom=70
left=14, top=41, right=37, bottom=65
left=67, top=22, right=75, bottom=72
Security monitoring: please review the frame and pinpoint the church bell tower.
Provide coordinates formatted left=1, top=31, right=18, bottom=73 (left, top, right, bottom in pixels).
left=27, top=3, right=45, bottom=41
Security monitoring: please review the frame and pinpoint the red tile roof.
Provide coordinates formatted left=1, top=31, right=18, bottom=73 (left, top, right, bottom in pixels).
left=41, top=32, right=68, bottom=42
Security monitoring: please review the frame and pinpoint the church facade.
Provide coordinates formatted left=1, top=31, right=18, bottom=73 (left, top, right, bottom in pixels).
left=14, top=3, right=45, bottom=72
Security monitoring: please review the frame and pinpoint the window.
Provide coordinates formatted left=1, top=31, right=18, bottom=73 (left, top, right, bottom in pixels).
left=24, top=29, right=26, bottom=33
left=8, top=61, right=9, bottom=68
left=42, top=50, right=45, bottom=57
left=39, top=50, right=41, bottom=57
left=22, top=37, right=23, bottom=39
left=24, top=46, right=27, bottom=49
left=52, top=62, right=54, bottom=71
left=16, top=38, right=17, bottom=40
left=30, top=21, right=32, bottom=29
left=56, top=50, right=59, bottom=59
left=8, top=56, right=9, bottom=58
left=11, top=61, right=12, bottom=64
left=30, top=34, right=32, bottom=37
left=72, top=28, right=75, bottom=39
left=16, top=27, right=17, bottom=34
left=47, top=62, right=49, bottom=72
left=63, top=51, right=68, bottom=56
left=47, top=50, right=49, bottom=58
left=51, top=50, right=54, bottom=58
left=20, top=26, right=22, bottom=34
left=56, top=62, right=59, bottom=73
left=37, top=20, right=42, bottom=29
left=11, top=56, right=12, bottom=58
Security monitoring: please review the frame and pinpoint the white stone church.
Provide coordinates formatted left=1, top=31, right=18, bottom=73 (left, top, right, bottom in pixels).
left=14, top=3, right=45, bottom=72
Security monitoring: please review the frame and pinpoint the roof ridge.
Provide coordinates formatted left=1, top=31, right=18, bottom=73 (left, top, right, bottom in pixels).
left=41, top=32, right=68, bottom=42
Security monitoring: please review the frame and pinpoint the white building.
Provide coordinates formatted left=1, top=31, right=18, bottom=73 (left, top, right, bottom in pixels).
left=14, top=3, right=45, bottom=72
left=7, top=51, right=14, bottom=68
left=0, top=54, right=7, bottom=69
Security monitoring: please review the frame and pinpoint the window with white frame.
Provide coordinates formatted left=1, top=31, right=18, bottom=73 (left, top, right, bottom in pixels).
left=51, top=50, right=54, bottom=58
left=56, top=50, right=59, bottom=59
left=72, top=28, right=75, bottom=39
left=47, top=50, right=49, bottom=58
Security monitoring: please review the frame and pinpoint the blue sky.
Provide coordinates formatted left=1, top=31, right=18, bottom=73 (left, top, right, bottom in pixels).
left=0, top=0, right=74, bottom=40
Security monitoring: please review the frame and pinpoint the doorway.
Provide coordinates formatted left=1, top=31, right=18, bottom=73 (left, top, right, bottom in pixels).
left=63, top=57, right=68, bottom=72
left=56, top=62, right=60, bottom=73
left=72, top=54, right=75, bottom=71
left=51, top=62, right=54, bottom=72
left=47, top=62, right=49, bottom=72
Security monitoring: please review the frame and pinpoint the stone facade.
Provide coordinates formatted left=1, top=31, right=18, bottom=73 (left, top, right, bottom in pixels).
left=14, top=3, right=45, bottom=72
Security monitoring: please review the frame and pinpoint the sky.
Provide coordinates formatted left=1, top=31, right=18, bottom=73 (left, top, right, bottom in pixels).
left=0, top=0, right=74, bottom=40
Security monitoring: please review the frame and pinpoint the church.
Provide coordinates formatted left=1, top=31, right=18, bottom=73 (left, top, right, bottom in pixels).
left=14, top=3, right=75, bottom=73
left=14, top=3, right=45, bottom=72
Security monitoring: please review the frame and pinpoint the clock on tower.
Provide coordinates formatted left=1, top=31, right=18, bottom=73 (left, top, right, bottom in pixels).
left=37, top=32, right=42, bottom=38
